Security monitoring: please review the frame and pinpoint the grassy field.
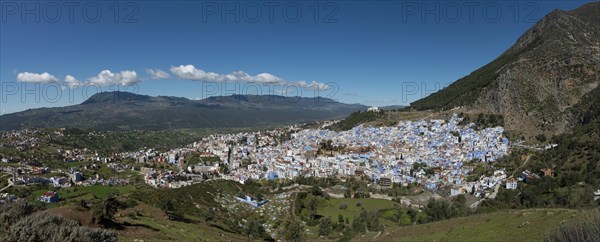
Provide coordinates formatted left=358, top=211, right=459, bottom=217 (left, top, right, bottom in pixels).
left=61, top=185, right=136, bottom=200
left=117, top=203, right=250, bottom=242
left=318, top=197, right=396, bottom=220
left=362, top=208, right=584, bottom=242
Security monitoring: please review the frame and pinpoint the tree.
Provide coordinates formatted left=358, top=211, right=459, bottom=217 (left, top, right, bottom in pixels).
left=158, top=196, right=174, bottom=220
left=318, top=217, right=333, bottom=236
left=416, top=211, right=429, bottom=224
left=77, top=199, right=89, bottom=209
left=311, top=186, right=324, bottom=197
left=282, top=218, right=304, bottom=242
left=245, top=218, right=270, bottom=240
left=92, top=196, right=121, bottom=225
left=344, top=189, right=352, bottom=198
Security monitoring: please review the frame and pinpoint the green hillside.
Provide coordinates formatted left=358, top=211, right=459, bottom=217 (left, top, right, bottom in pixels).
left=368, top=209, right=584, bottom=242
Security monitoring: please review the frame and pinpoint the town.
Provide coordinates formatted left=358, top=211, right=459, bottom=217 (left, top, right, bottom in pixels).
left=1, top=113, right=513, bottom=203
left=3, top=112, right=599, bottom=207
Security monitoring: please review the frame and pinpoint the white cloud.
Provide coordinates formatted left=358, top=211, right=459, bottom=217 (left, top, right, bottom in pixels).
left=296, top=81, right=329, bottom=90
left=169, top=64, right=328, bottom=90
left=88, top=70, right=140, bottom=86
left=64, top=75, right=83, bottom=88
left=16, top=72, right=58, bottom=83
left=146, top=68, right=170, bottom=79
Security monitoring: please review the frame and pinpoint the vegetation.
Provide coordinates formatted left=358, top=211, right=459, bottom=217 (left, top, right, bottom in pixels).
left=116, top=202, right=249, bottom=241
left=458, top=113, right=504, bottom=130
left=371, top=208, right=583, bottom=242
left=243, top=217, right=272, bottom=241
left=281, top=218, right=304, bottom=242
left=545, top=209, right=600, bottom=242
left=410, top=36, right=543, bottom=111
left=328, top=110, right=388, bottom=131
left=0, top=202, right=116, bottom=242
left=92, top=195, right=123, bottom=225
left=53, top=128, right=208, bottom=155
left=130, top=180, right=265, bottom=235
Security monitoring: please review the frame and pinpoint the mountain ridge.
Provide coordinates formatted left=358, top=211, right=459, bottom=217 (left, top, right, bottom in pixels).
left=0, top=92, right=367, bottom=131
left=410, top=2, right=600, bottom=138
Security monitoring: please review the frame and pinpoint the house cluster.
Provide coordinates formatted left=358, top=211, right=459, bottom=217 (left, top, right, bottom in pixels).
left=0, top=193, right=17, bottom=203
left=192, top=113, right=510, bottom=193
left=11, top=169, right=83, bottom=188
left=0, top=129, right=44, bottom=152
left=142, top=168, right=177, bottom=188
left=57, top=148, right=89, bottom=162
left=451, top=170, right=507, bottom=197
left=39, top=191, right=59, bottom=203
left=81, top=176, right=130, bottom=187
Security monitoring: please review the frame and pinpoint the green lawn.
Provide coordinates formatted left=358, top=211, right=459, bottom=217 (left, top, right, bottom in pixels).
left=365, top=208, right=584, bottom=242
left=59, top=185, right=136, bottom=202
left=318, top=198, right=396, bottom=220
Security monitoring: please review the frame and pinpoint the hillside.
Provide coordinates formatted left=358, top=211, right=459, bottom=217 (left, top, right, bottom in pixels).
left=0, top=92, right=366, bottom=131
left=411, top=2, right=600, bottom=138
left=367, top=209, right=584, bottom=242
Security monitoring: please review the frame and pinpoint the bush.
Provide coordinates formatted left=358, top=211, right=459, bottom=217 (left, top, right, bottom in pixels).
left=544, top=209, right=600, bottom=242
left=0, top=202, right=116, bottom=242
left=318, top=217, right=333, bottom=236
left=3, top=212, right=117, bottom=242
left=339, top=203, right=348, bottom=210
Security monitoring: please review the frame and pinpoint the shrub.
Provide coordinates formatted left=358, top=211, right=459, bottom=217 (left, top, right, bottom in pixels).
left=544, top=209, right=600, bottom=242
left=0, top=202, right=116, bottom=242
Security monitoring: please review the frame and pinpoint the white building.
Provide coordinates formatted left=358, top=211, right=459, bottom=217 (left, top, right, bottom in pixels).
left=505, top=178, right=518, bottom=190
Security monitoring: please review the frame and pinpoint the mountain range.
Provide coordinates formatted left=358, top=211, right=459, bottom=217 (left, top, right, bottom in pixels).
left=0, top=92, right=367, bottom=131
left=411, top=2, right=600, bottom=138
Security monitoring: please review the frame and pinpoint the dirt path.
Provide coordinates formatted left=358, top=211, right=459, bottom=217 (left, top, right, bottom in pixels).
left=511, top=154, right=531, bottom=178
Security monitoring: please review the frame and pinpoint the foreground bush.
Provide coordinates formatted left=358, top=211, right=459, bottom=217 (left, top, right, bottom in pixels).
left=544, top=209, right=600, bottom=242
left=0, top=202, right=117, bottom=242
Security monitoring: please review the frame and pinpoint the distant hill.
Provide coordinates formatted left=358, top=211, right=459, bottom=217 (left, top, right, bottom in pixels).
left=411, top=2, right=600, bottom=138
left=0, top=92, right=367, bottom=131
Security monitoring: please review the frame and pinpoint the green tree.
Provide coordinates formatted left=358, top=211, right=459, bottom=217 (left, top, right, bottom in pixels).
left=158, top=196, right=174, bottom=220
left=399, top=213, right=411, bottom=225
left=318, top=217, right=333, bottom=236
left=92, top=196, right=121, bottom=225
left=245, top=218, right=270, bottom=240
left=282, top=218, right=304, bottom=242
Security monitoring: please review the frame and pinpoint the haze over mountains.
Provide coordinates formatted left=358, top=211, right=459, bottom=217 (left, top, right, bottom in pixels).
left=0, top=92, right=367, bottom=130
left=412, top=2, right=600, bottom=138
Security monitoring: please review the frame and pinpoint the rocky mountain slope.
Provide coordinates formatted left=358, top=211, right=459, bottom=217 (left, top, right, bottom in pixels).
left=411, top=2, right=600, bottom=138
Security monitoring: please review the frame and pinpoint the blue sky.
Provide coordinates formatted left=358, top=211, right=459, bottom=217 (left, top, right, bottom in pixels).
left=0, top=0, right=595, bottom=114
